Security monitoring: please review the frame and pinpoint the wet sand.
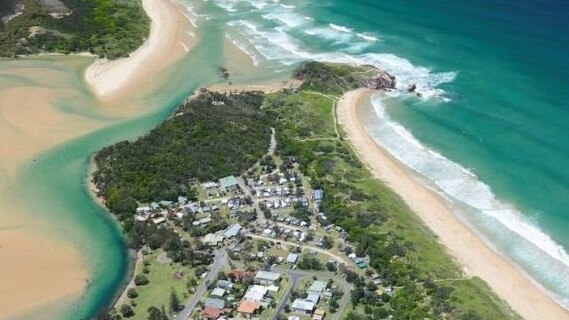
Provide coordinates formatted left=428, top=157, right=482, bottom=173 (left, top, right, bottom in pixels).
left=85, top=0, right=196, bottom=102
left=337, top=88, right=569, bottom=320
left=0, top=0, right=194, bottom=318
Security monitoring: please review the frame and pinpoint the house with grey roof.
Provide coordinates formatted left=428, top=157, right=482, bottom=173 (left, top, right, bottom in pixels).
left=224, top=223, right=242, bottom=239
left=291, top=299, right=315, bottom=314
left=308, top=281, right=326, bottom=294
left=254, top=271, right=281, bottom=285
left=204, top=298, right=225, bottom=310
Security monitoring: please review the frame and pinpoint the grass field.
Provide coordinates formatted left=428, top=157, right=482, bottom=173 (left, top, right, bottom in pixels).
left=125, top=250, right=199, bottom=319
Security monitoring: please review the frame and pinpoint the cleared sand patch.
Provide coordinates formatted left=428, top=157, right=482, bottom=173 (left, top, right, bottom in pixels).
left=337, top=88, right=569, bottom=320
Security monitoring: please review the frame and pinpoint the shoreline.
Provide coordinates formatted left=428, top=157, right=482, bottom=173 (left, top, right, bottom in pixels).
left=84, top=0, right=195, bottom=101
left=337, top=88, right=569, bottom=320
left=0, top=0, right=197, bottom=318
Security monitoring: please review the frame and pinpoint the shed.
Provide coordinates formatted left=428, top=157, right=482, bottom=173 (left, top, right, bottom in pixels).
left=286, top=253, right=299, bottom=264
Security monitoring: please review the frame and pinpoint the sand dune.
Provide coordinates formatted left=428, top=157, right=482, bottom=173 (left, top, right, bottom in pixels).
left=337, top=88, right=569, bottom=320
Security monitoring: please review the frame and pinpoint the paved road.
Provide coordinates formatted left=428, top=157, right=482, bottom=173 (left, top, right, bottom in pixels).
left=177, top=250, right=228, bottom=320
left=249, top=233, right=351, bottom=266
left=271, top=268, right=306, bottom=320
left=272, top=267, right=351, bottom=320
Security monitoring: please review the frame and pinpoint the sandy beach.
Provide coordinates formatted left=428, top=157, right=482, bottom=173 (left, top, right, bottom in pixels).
left=85, top=0, right=195, bottom=102
left=337, top=89, right=569, bottom=320
left=0, top=0, right=195, bottom=318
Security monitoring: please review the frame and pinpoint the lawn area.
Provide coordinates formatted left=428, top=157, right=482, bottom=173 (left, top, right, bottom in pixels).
left=126, top=250, right=199, bottom=319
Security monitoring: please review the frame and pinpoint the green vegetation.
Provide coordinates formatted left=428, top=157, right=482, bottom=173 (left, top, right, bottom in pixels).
left=263, top=61, right=519, bottom=319
left=0, top=0, right=150, bottom=58
left=94, top=90, right=270, bottom=207
left=120, top=251, right=198, bottom=320
left=93, top=61, right=519, bottom=320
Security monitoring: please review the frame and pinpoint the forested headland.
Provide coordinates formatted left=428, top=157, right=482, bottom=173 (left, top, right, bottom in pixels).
left=0, top=0, right=149, bottom=58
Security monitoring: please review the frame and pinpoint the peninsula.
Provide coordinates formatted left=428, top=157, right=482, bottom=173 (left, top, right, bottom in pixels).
left=92, top=62, right=524, bottom=320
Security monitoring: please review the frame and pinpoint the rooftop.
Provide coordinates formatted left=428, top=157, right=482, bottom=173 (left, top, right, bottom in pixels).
left=211, top=287, right=225, bottom=297
left=245, top=285, right=269, bottom=301
left=286, top=253, right=299, bottom=264
left=219, top=175, right=238, bottom=189
left=308, top=281, right=326, bottom=293
left=201, top=306, right=223, bottom=319
left=224, top=223, right=243, bottom=238
left=291, top=299, right=315, bottom=311
left=255, top=270, right=281, bottom=281
left=237, top=300, right=261, bottom=314
left=204, top=298, right=225, bottom=310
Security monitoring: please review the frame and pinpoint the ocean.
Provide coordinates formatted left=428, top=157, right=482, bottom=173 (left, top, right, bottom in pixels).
left=1, top=0, right=568, bottom=318
left=180, top=0, right=569, bottom=308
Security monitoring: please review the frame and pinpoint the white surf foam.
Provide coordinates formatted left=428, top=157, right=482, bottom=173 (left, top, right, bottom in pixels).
left=357, top=32, right=380, bottom=42
left=369, top=95, right=569, bottom=270
left=329, top=23, right=353, bottom=33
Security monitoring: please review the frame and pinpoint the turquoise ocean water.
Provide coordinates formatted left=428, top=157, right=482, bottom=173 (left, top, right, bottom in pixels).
left=3, top=0, right=568, bottom=318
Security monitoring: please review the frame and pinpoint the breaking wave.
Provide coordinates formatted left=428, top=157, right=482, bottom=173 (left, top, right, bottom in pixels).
left=369, top=95, right=569, bottom=307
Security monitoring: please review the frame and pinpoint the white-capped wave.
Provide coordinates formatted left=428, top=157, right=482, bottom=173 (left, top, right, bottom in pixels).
left=329, top=23, right=353, bottom=33
left=369, top=95, right=569, bottom=270
left=261, top=11, right=308, bottom=28
left=357, top=32, right=379, bottom=42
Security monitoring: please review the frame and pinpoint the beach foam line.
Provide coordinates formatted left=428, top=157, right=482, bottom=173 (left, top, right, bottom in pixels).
left=369, top=94, right=569, bottom=270
left=337, top=89, right=569, bottom=320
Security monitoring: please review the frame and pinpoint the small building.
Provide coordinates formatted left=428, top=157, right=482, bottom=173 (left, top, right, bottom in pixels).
left=308, top=281, right=326, bottom=295
left=224, top=223, right=243, bottom=239
left=254, top=271, right=281, bottom=285
left=203, top=233, right=225, bottom=246
left=306, top=292, right=320, bottom=304
left=312, top=189, right=323, bottom=202
left=291, top=299, right=315, bottom=314
left=204, top=298, right=225, bottom=310
left=313, top=309, right=326, bottom=320
left=211, top=287, right=225, bottom=298
left=201, top=306, right=223, bottom=319
left=178, top=196, right=188, bottom=204
left=244, top=285, right=268, bottom=301
left=136, top=206, right=151, bottom=214
left=159, top=200, right=172, bottom=207
left=354, top=258, right=368, bottom=269
left=237, top=300, right=261, bottom=317
left=219, top=176, right=239, bottom=192
left=216, top=279, right=234, bottom=290
left=286, top=253, right=299, bottom=265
